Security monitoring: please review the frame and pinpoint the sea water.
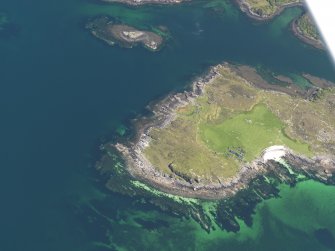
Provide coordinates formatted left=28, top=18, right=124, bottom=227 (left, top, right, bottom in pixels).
left=0, top=0, right=334, bottom=250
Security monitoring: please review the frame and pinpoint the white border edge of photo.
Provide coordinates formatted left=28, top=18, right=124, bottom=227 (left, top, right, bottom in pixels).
left=305, top=0, right=335, bottom=64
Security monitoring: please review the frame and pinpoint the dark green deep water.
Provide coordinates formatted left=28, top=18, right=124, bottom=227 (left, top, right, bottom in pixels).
left=1, top=0, right=335, bottom=250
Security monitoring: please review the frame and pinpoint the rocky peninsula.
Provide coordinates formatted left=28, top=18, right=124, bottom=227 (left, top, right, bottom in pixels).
left=86, top=17, right=164, bottom=51
left=98, top=63, right=335, bottom=200
left=292, top=13, right=324, bottom=49
left=233, top=1, right=324, bottom=49
left=234, top=0, right=303, bottom=21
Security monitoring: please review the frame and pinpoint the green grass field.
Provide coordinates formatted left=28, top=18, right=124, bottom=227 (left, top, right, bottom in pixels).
left=199, top=104, right=310, bottom=162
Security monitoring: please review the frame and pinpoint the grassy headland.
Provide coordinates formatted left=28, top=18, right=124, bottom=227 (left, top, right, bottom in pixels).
left=143, top=66, right=335, bottom=183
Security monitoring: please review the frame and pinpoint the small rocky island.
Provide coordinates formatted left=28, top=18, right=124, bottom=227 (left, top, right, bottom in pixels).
left=292, top=13, right=324, bottom=49
left=86, top=17, right=164, bottom=51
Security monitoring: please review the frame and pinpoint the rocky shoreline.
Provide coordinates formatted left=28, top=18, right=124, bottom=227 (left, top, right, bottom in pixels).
left=291, top=14, right=324, bottom=50
left=102, top=63, right=335, bottom=200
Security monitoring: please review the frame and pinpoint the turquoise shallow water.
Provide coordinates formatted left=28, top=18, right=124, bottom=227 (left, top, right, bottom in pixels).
left=88, top=180, right=335, bottom=251
left=0, top=0, right=334, bottom=250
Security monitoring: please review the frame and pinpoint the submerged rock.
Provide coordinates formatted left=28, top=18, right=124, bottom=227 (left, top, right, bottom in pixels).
left=0, top=12, right=18, bottom=38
